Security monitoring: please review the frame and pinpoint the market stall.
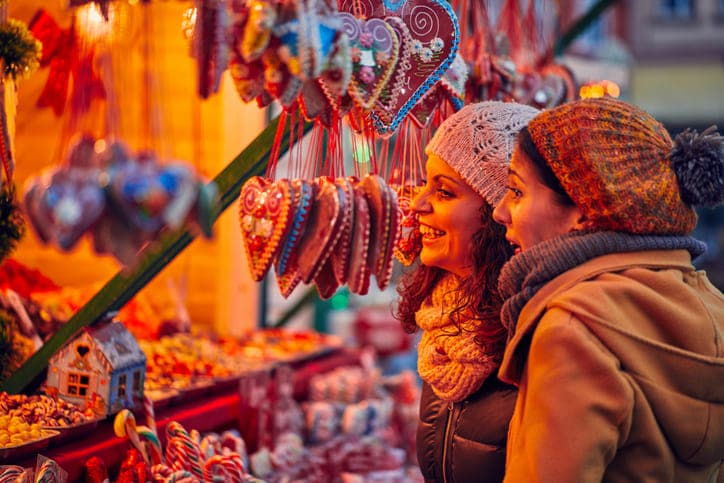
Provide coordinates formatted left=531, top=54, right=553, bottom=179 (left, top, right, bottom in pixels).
left=0, top=0, right=601, bottom=479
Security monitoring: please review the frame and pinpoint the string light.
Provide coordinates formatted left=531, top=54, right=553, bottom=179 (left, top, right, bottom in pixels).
left=579, top=80, right=620, bottom=99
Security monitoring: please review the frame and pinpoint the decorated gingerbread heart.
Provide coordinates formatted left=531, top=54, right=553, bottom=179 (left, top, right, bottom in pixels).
left=329, top=177, right=355, bottom=285
left=360, top=175, right=399, bottom=290
left=347, top=180, right=372, bottom=295
left=239, top=177, right=295, bottom=281
left=296, top=178, right=343, bottom=284
left=393, top=184, right=422, bottom=265
left=340, top=13, right=400, bottom=110
left=338, top=0, right=459, bottom=135
left=24, top=167, right=106, bottom=251
left=276, top=179, right=314, bottom=276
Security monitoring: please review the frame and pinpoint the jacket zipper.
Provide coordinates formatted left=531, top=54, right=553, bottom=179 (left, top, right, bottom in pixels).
left=442, top=401, right=456, bottom=483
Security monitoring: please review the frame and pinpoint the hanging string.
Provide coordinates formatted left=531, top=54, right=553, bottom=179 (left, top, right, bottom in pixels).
left=267, top=109, right=289, bottom=178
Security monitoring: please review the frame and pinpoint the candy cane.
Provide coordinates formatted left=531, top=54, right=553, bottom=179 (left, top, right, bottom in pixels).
left=199, top=432, right=221, bottom=459
left=138, top=424, right=164, bottom=465
left=163, top=470, right=197, bottom=483
left=165, top=422, right=204, bottom=480
left=0, top=465, right=24, bottom=483
left=34, top=459, right=59, bottom=483
left=143, top=394, right=158, bottom=436
left=203, top=455, right=233, bottom=482
left=114, top=409, right=150, bottom=465
left=151, top=463, right=173, bottom=482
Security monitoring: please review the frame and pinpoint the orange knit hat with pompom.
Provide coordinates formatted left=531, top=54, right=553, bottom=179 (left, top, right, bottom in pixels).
left=527, top=97, right=716, bottom=235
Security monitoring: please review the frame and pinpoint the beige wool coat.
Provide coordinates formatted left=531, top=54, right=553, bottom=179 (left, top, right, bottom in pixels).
left=499, top=249, right=724, bottom=482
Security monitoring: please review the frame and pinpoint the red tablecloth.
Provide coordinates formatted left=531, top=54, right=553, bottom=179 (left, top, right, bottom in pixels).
left=13, top=348, right=360, bottom=481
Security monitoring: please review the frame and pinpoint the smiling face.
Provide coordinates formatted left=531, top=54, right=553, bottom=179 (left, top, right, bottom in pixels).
left=411, top=154, right=486, bottom=277
left=493, top=145, right=583, bottom=253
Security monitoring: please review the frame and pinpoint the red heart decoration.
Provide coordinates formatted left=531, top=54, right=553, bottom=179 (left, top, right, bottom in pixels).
left=239, top=177, right=295, bottom=281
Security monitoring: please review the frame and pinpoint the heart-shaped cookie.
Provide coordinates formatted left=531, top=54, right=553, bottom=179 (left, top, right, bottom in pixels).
left=296, top=178, right=343, bottom=283
left=239, top=177, right=295, bottom=281
left=329, top=177, right=355, bottom=285
left=338, top=0, right=459, bottom=134
left=276, top=179, right=314, bottom=276
left=314, top=257, right=340, bottom=300
left=340, top=13, right=400, bottom=110
left=347, top=180, right=372, bottom=295
left=24, top=167, right=106, bottom=251
left=393, top=184, right=423, bottom=265
left=360, top=175, right=399, bottom=290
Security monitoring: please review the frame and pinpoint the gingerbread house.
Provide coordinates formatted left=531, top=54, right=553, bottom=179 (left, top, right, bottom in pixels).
left=46, top=320, right=146, bottom=416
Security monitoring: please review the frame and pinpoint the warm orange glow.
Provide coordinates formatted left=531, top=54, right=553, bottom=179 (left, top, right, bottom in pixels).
left=579, top=80, right=621, bottom=99
left=76, top=3, right=114, bottom=42
left=182, top=7, right=197, bottom=40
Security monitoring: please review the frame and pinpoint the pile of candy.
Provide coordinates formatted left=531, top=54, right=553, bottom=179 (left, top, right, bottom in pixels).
left=0, top=392, right=96, bottom=428
left=239, top=175, right=399, bottom=298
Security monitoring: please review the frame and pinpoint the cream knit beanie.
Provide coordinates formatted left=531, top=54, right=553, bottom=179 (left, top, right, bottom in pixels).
left=425, top=101, right=539, bottom=206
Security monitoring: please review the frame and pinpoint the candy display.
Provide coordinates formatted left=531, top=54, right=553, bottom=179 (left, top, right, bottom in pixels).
left=239, top=175, right=400, bottom=298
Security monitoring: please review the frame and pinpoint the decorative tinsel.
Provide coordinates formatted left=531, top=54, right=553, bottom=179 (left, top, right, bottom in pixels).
left=0, top=18, right=42, bottom=81
left=0, top=182, right=24, bottom=262
left=670, top=125, right=724, bottom=208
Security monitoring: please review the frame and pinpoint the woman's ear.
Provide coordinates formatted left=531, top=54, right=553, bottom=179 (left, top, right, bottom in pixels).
left=570, top=209, right=590, bottom=232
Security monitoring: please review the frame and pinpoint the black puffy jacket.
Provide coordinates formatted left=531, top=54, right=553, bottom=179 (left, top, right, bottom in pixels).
left=416, top=377, right=517, bottom=482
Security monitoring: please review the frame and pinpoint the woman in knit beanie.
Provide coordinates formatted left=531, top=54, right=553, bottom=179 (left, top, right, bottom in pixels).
left=492, top=96, right=724, bottom=482
left=394, top=100, right=539, bottom=482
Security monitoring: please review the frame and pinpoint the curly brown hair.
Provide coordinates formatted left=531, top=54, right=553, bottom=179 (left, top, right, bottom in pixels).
left=394, top=202, right=513, bottom=351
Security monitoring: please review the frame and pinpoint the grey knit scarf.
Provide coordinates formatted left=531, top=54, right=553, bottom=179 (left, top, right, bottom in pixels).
left=498, top=231, right=707, bottom=337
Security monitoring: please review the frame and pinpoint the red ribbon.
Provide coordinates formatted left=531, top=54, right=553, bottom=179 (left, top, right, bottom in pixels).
left=29, top=9, right=106, bottom=117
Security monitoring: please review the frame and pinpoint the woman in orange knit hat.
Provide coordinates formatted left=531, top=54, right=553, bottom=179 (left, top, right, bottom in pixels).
left=395, top=100, right=539, bottom=482
left=493, top=96, right=724, bottom=482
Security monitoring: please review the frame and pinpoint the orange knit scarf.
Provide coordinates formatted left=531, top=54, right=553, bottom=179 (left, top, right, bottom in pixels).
left=416, top=274, right=501, bottom=402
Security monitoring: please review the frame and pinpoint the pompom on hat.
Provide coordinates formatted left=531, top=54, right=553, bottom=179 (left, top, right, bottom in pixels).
left=527, top=96, right=724, bottom=235
left=425, top=101, right=539, bottom=206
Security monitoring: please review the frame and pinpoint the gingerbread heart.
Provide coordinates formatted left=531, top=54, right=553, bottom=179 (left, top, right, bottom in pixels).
left=338, top=0, right=459, bottom=134
left=239, top=177, right=295, bottom=281
left=360, top=175, right=399, bottom=290
left=276, top=179, right=314, bottom=276
left=347, top=181, right=372, bottom=295
left=393, top=184, right=423, bottom=265
left=314, top=257, right=340, bottom=300
left=329, top=177, right=355, bottom=285
left=340, top=13, right=400, bottom=110
left=24, top=167, right=106, bottom=251
left=296, top=178, right=343, bottom=284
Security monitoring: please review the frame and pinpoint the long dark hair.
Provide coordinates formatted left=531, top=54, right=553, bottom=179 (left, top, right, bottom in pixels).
left=395, top=202, right=513, bottom=351
left=518, top=126, right=575, bottom=206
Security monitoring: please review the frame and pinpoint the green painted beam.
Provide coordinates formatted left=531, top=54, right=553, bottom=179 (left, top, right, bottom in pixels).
left=1, top=114, right=311, bottom=394
left=554, top=0, right=620, bottom=57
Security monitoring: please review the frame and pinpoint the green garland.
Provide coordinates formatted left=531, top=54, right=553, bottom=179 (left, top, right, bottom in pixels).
left=0, top=18, right=41, bottom=81
left=0, top=182, right=24, bottom=262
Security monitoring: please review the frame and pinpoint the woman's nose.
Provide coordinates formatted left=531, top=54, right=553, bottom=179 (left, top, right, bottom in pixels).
left=411, top=187, right=431, bottom=213
left=492, top=197, right=508, bottom=225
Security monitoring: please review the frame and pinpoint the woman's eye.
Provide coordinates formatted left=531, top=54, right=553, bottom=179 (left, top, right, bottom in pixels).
left=508, top=187, right=522, bottom=198
left=436, top=188, right=454, bottom=198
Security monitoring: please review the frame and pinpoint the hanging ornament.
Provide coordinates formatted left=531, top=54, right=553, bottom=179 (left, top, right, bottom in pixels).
left=238, top=175, right=399, bottom=299
left=192, top=0, right=230, bottom=98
